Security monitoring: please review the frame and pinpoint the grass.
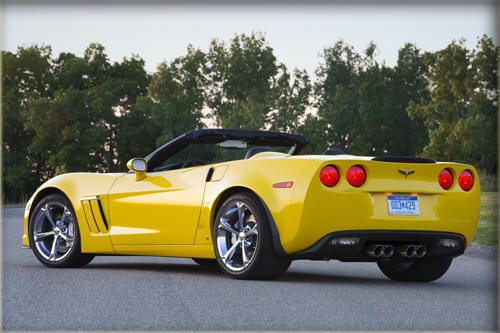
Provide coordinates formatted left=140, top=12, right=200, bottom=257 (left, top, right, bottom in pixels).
left=478, top=171, right=497, bottom=192
left=472, top=191, right=498, bottom=246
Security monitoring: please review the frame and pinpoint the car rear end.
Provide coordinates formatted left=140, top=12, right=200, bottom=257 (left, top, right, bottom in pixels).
left=281, top=155, right=480, bottom=261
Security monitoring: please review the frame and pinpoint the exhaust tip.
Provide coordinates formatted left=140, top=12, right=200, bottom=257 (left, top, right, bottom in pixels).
left=383, top=245, right=395, bottom=257
left=367, top=244, right=385, bottom=258
left=416, top=245, right=427, bottom=257
left=398, top=244, right=427, bottom=258
left=367, top=244, right=395, bottom=258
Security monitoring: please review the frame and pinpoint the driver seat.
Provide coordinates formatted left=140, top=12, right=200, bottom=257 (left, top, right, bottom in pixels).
left=245, top=147, right=270, bottom=159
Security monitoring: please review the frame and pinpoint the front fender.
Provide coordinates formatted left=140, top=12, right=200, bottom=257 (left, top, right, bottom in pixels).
left=23, top=172, right=123, bottom=253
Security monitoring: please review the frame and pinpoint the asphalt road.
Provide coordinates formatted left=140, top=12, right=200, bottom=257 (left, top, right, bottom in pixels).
left=2, top=205, right=497, bottom=331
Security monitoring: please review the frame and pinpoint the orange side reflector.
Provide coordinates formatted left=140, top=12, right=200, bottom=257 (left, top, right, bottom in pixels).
left=272, top=181, right=294, bottom=188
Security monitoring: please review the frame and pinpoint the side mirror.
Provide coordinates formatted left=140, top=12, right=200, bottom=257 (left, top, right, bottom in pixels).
left=127, top=158, right=147, bottom=181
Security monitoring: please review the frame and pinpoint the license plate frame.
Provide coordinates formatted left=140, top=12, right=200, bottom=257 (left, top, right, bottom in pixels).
left=387, top=195, right=420, bottom=216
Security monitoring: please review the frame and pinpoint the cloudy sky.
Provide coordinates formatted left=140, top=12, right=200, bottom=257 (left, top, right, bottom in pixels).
left=2, top=3, right=496, bottom=75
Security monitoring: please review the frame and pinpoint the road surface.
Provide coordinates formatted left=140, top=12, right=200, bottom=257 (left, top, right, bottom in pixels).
left=2, top=205, right=497, bottom=330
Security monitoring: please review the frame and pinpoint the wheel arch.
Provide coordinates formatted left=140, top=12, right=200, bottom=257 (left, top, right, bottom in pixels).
left=28, top=187, right=71, bottom=223
left=210, top=186, right=288, bottom=257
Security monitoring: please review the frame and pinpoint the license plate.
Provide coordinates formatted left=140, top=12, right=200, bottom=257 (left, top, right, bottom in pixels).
left=387, top=195, right=420, bottom=216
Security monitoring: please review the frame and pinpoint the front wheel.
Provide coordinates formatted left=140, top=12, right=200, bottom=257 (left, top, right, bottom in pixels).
left=213, top=193, right=291, bottom=280
left=377, top=256, right=453, bottom=282
left=29, top=194, right=94, bottom=268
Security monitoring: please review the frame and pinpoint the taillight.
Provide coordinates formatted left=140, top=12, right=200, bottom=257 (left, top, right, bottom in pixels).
left=438, top=169, right=453, bottom=190
left=346, top=165, right=366, bottom=187
left=319, top=165, right=340, bottom=187
left=458, top=170, right=474, bottom=191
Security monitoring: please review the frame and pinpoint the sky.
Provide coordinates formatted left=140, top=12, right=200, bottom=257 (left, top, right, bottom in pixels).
left=2, top=3, right=496, bottom=75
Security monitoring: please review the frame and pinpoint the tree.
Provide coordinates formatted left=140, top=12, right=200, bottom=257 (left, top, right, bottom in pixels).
left=407, top=36, right=497, bottom=171
left=391, top=43, right=429, bottom=155
left=206, top=33, right=278, bottom=129
left=2, top=46, right=54, bottom=201
left=314, top=40, right=361, bottom=152
left=26, top=43, right=151, bottom=177
left=313, top=41, right=430, bottom=157
left=269, top=65, right=311, bottom=133
left=147, top=45, right=206, bottom=146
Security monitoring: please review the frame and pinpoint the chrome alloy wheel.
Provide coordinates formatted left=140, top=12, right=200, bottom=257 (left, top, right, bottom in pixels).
left=216, top=201, right=259, bottom=272
left=32, top=201, right=76, bottom=262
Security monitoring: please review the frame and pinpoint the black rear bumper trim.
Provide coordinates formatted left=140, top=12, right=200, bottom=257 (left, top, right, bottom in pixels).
left=292, top=230, right=466, bottom=261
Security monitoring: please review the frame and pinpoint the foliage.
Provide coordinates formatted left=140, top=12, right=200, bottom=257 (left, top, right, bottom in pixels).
left=1, top=34, right=498, bottom=202
left=313, top=41, right=429, bottom=156
left=148, top=45, right=206, bottom=145
left=205, top=33, right=278, bottom=129
left=408, top=35, right=497, bottom=173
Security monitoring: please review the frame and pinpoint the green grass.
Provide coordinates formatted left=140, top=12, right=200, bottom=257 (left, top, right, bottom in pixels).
left=478, top=171, right=497, bottom=192
left=472, top=192, right=498, bottom=246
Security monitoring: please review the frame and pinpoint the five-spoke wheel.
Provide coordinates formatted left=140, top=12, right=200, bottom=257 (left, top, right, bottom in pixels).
left=213, top=193, right=291, bottom=279
left=216, top=201, right=259, bottom=272
left=29, top=194, right=94, bottom=268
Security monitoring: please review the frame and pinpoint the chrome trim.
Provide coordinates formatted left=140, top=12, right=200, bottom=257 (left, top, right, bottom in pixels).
left=80, top=195, right=100, bottom=201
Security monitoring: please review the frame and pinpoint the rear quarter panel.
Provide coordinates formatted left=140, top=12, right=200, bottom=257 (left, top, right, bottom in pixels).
left=194, top=155, right=314, bottom=247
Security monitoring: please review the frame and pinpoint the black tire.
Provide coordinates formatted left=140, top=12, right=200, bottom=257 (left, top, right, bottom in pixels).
left=213, top=193, right=291, bottom=280
left=29, top=194, right=94, bottom=268
left=192, top=258, right=218, bottom=267
left=377, top=256, right=453, bottom=282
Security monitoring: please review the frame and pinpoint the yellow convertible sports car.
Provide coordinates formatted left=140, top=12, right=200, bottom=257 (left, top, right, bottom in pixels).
left=23, top=129, right=480, bottom=281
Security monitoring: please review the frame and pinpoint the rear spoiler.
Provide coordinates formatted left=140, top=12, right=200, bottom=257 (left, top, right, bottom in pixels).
left=372, top=156, right=436, bottom=164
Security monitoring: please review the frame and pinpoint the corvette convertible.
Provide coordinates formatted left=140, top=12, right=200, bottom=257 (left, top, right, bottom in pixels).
left=23, top=129, right=480, bottom=281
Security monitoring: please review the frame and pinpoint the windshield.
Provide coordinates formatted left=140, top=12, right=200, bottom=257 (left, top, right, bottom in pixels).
left=151, top=143, right=290, bottom=172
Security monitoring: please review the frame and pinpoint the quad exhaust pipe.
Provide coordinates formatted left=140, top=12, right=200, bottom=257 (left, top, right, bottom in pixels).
left=398, top=245, right=426, bottom=258
left=366, top=245, right=395, bottom=258
left=366, top=244, right=427, bottom=258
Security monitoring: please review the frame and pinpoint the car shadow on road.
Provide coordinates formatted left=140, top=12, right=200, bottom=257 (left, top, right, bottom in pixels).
left=279, top=270, right=391, bottom=284
left=279, top=270, right=466, bottom=289
left=80, top=262, right=460, bottom=288
left=85, top=261, right=223, bottom=276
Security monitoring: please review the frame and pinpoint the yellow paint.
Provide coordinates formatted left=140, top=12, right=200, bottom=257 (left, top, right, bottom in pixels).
left=107, top=166, right=210, bottom=245
left=211, top=165, right=228, bottom=182
left=23, top=153, right=480, bottom=259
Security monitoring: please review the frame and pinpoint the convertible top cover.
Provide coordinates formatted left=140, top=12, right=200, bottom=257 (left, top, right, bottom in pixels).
left=146, top=128, right=308, bottom=168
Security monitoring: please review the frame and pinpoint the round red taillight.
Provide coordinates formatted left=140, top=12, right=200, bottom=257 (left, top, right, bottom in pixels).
left=438, top=169, right=453, bottom=190
left=346, top=165, right=366, bottom=187
left=319, top=165, right=340, bottom=187
left=458, top=170, right=474, bottom=191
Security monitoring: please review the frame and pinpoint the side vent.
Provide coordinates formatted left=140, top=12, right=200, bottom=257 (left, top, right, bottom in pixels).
left=80, top=196, right=109, bottom=234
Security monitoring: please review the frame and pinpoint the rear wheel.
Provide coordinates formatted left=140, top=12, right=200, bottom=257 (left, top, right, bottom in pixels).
left=29, top=194, right=94, bottom=268
left=377, top=256, right=453, bottom=282
left=213, top=193, right=290, bottom=280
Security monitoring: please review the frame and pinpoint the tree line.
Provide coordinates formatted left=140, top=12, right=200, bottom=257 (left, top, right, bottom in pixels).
left=2, top=33, right=497, bottom=202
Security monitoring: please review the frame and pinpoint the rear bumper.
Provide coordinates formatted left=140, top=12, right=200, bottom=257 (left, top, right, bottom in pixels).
left=292, top=230, right=465, bottom=261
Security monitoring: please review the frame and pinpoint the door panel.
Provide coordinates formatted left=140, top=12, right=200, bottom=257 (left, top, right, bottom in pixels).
left=107, top=166, right=210, bottom=245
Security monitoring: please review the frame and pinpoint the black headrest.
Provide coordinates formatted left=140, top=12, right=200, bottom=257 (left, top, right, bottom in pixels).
left=245, top=147, right=270, bottom=159
left=322, top=148, right=345, bottom=155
